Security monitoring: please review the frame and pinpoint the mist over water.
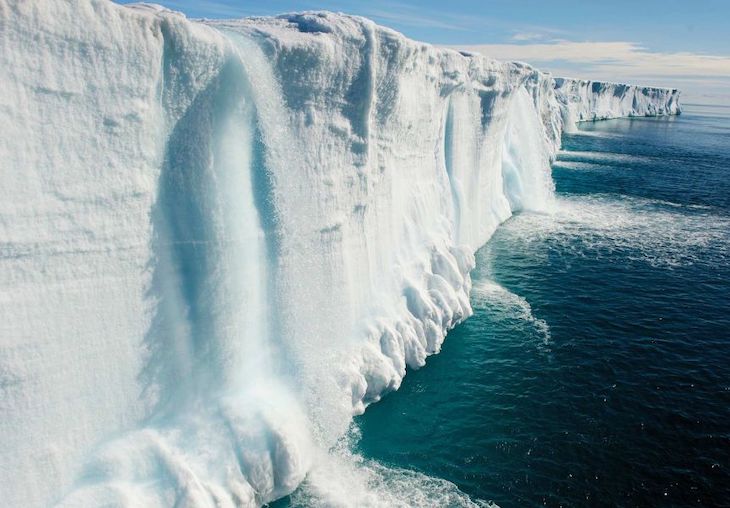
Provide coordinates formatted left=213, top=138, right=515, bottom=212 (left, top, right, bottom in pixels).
left=352, top=105, right=730, bottom=507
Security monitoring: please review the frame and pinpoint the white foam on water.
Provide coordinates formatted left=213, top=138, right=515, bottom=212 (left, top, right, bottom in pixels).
left=286, top=428, right=497, bottom=508
left=551, top=160, right=606, bottom=171
left=557, top=150, right=655, bottom=165
left=563, top=130, right=625, bottom=140
left=500, top=195, right=730, bottom=269
left=471, top=280, right=552, bottom=345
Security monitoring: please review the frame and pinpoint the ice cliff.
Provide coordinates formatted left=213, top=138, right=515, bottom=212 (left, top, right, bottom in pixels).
left=554, top=77, right=681, bottom=130
left=0, top=2, right=680, bottom=507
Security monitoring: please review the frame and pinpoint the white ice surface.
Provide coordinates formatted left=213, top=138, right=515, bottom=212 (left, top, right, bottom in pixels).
left=554, top=77, right=681, bottom=131
left=0, top=2, right=680, bottom=506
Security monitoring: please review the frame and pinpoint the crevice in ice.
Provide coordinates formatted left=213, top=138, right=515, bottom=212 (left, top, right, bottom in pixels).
left=443, top=97, right=463, bottom=243
left=342, top=19, right=376, bottom=162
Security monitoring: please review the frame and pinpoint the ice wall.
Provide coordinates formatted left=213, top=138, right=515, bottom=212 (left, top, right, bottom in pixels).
left=0, top=2, right=679, bottom=507
left=554, top=77, right=681, bottom=131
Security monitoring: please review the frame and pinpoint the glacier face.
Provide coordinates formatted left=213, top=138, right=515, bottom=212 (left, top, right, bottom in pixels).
left=0, top=2, right=680, bottom=507
left=554, top=77, right=681, bottom=131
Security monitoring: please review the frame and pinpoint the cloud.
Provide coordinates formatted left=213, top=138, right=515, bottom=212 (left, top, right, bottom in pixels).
left=454, top=41, right=730, bottom=80
left=452, top=40, right=730, bottom=102
left=510, top=32, right=547, bottom=42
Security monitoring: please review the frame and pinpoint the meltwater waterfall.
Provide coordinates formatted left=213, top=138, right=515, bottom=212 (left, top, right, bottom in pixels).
left=0, top=2, right=680, bottom=507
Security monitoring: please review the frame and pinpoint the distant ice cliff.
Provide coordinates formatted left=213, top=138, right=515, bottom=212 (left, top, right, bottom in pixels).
left=554, top=77, right=680, bottom=130
left=0, top=2, right=679, bottom=507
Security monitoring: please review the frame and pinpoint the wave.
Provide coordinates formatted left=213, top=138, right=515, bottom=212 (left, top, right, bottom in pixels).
left=285, top=428, right=495, bottom=508
left=551, top=160, right=605, bottom=171
left=470, top=280, right=551, bottom=345
left=498, top=195, right=730, bottom=268
left=557, top=150, right=655, bottom=165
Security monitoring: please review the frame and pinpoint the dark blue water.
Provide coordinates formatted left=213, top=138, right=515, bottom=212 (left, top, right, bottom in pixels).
left=356, top=105, right=730, bottom=507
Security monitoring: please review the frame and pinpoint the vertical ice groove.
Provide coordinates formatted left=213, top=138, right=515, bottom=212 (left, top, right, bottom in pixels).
left=56, top=15, right=314, bottom=508
left=0, top=3, right=680, bottom=507
left=147, top=19, right=278, bottom=412
left=443, top=96, right=463, bottom=244
left=345, top=18, right=376, bottom=163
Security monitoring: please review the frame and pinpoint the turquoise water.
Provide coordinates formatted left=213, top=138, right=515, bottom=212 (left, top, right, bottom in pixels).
left=356, top=105, right=730, bottom=507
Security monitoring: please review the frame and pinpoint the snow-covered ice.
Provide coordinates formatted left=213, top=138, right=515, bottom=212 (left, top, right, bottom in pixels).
left=554, top=77, right=680, bottom=131
left=0, top=2, right=680, bottom=506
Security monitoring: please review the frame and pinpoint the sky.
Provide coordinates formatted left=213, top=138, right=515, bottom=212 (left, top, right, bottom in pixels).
left=118, top=0, right=730, bottom=104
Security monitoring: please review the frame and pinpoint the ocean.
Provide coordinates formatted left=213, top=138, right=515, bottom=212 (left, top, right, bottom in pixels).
left=354, top=104, right=730, bottom=507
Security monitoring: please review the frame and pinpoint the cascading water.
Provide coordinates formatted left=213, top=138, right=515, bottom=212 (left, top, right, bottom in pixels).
left=501, top=87, right=556, bottom=214
left=49, top=22, right=559, bottom=504
left=59, top=32, right=315, bottom=506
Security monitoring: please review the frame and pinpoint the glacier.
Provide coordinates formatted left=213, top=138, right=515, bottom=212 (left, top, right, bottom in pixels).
left=0, top=2, right=680, bottom=507
left=554, top=77, right=681, bottom=131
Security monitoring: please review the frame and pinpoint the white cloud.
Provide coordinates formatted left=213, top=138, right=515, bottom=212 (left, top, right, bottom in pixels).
left=456, top=41, right=730, bottom=79
left=452, top=40, right=730, bottom=103
left=510, top=32, right=547, bottom=42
